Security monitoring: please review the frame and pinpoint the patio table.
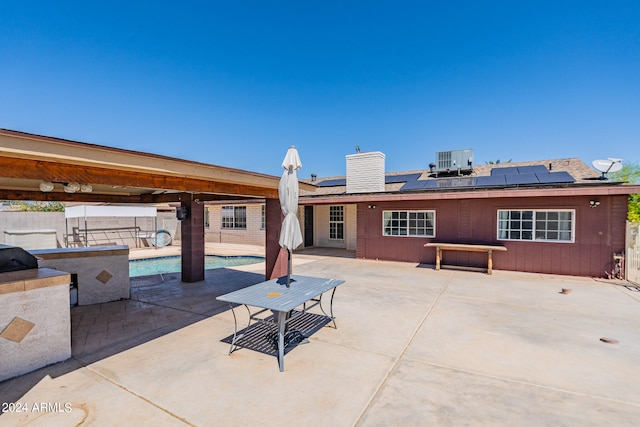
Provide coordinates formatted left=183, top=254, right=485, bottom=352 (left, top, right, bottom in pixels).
left=216, top=275, right=344, bottom=372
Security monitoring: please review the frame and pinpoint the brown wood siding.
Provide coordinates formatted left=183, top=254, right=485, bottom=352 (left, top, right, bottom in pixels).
left=356, top=203, right=367, bottom=258
left=357, top=195, right=628, bottom=277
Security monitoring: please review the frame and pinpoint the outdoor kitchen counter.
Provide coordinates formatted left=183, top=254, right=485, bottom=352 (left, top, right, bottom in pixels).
left=29, top=245, right=130, bottom=305
left=30, top=245, right=129, bottom=259
left=0, top=268, right=71, bottom=382
left=0, top=267, right=70, bottom=294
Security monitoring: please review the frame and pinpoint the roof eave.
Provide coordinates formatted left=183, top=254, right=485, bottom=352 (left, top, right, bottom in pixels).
left=300, top=184, right=640, bottom=204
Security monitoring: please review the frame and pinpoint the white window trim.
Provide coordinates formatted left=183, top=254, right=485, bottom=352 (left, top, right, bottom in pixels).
left=329, top=205, right=344, bottom=240
left=382, top=210, right=436, bottom=238
left=496, top=209, right=575, bottom=243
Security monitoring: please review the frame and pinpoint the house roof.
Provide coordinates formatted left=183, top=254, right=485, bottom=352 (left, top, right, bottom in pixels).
left=300, top=158, right=640, bottom=203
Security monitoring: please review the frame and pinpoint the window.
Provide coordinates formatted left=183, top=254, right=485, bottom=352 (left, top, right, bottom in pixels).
left=221, top=206, right=247, bottom=229
left=261, top=205, right=265, bottom=230
left=383, top=210, right=435, bottom=237
left=329, top=206, right=344, bottom=240
left=497, top=210, right=574, bottom=242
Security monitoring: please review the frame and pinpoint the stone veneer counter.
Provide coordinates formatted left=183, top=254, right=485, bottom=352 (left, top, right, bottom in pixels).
left=0, top=268, right=71, bottom=382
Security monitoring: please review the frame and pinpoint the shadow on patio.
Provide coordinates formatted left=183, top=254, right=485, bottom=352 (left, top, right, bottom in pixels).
left=0, top=268, right=264, bottom=405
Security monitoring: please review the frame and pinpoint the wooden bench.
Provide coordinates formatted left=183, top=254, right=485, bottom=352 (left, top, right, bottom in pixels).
left=424, top=243, right=507, bottom=275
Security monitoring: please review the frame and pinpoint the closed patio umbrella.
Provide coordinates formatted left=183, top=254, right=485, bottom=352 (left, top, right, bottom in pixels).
left=278, top=146, right=303, bottom=288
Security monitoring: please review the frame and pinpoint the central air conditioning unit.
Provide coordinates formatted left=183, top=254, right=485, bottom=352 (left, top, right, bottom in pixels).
left=432, top=149, right=474, bottom=175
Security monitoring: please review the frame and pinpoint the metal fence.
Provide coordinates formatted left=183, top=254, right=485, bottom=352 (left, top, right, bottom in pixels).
left=627, top=221, right=640, bottom=285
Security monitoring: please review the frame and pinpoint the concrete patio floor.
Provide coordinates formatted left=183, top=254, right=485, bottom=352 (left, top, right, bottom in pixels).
left=1, top=249, right=640, bottom=426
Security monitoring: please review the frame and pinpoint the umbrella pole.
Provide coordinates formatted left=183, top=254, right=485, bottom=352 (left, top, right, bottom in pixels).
left=287, top=249, right=291, bottom=288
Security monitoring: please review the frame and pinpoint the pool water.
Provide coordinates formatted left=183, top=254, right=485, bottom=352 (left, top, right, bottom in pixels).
left=129, top=255, right=264, bottom=277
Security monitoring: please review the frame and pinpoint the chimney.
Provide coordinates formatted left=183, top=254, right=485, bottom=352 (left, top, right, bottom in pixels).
left=346, top=151, right=385, bottom=193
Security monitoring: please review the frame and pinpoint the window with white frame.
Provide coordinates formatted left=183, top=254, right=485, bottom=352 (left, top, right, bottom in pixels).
left=221, top=206, right=247, bottom=229
left=383, top=210, right=436, bottom=237
left=497, top=209, right=574, bottom=242
left=329, top=205, right=344, bottom=240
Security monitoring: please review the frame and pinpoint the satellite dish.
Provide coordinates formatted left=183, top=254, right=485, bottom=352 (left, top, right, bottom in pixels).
left=592, top=158, right=623, bottom=179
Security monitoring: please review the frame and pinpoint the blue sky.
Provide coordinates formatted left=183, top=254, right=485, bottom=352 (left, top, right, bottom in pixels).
left=2, top=1, right=639, bottom=179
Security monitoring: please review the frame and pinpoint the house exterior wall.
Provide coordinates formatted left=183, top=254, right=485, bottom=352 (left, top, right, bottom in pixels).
left=205, top=204, right=265, bottom=246
left=311, top=204, right=356, bottom=250
left=355, top=194, right=628, bottom=277
left=346, top=204, right=357, bottom=250
left=315, top=205, right=340, bottom=248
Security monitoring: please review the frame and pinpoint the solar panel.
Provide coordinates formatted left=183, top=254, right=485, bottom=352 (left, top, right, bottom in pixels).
left=505, top=173, right=539, bottom=185
left=436, top=177, right=476, bottom=188
left=399, top=181, right=420, bottom=191
left=385, top=173, right=422, bottom=184
left=517, top=165, right=548, bottom=174
left=475, top=175, right=507, bottom=187
left=316, top=178, right=346, bottom=187
left=535, top=171, right=575, bottom=184
left=400, top=179, right=435, bottom=191
left=490, top=166, right=519, bottom=176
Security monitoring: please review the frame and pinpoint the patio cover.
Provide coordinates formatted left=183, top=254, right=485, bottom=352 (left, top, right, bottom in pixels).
left=0, top=128, right=316, bottom=281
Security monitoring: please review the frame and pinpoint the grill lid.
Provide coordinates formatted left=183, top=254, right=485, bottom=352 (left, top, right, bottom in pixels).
left=0, top=245, right=39, bottom=273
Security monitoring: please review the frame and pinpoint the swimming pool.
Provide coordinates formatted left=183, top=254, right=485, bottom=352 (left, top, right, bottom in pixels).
left=129, top=255, right=264, bottom=277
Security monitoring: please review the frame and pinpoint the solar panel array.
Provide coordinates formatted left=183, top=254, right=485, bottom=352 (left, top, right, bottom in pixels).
left=400, top=165, right=575, bottom=191
left=317, top=173, right=422, bottom=187
left=315, top=165, right=575, bottom=191
left=491, top=165, right=550, bottom=176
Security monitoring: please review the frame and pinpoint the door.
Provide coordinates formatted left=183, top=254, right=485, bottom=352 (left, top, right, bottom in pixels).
left=304, top=206, right=314, bottom=247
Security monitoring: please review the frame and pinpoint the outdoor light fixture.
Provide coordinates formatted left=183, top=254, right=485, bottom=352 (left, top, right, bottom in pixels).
left=39, top=181, right=54, bottom=192
left=64, top=182, right=81, bottom=193
left=39, top=181, right=92, bottom=193
left=176, top=206, right=189, bottom=220
left=589, top=200, right=600, bottom=208
left=368, top=205, right=376, bottom=209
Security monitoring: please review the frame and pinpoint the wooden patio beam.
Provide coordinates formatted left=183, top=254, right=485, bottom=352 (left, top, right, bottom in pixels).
left=0, top=157, right=279, bottom=199
left=0, top=190, right=148, bottom=203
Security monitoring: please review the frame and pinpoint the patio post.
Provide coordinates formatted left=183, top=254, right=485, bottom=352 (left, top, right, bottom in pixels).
left=180, top=194, right=205, bottom=283
left=265, top=198, right=288, bottom=280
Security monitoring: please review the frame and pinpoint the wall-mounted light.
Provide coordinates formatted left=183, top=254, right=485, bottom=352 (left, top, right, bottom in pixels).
left=368, top=205, right=376, bottom=209
left=176, top=206, right=189, bottom=220
left=39, top=181, right=54, bottom=192
left=589, top=200, right=600, bottom=208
